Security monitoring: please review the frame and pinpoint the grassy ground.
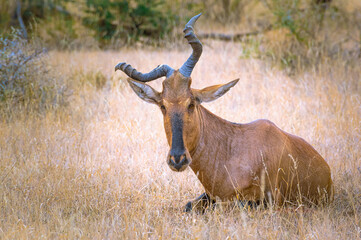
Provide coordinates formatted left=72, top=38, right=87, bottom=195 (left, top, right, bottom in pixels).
left=0, top=42, right=360, bottom=239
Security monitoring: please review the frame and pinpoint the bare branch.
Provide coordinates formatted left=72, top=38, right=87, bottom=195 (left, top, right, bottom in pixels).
left=198, top=25, right=273, bottom=42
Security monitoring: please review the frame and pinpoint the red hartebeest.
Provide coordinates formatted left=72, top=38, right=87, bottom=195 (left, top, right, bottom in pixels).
left=115, top=14, right=333, bottom=211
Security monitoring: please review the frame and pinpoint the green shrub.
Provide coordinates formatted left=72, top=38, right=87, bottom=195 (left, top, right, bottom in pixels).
left=83, top=0, right=177, bottom=45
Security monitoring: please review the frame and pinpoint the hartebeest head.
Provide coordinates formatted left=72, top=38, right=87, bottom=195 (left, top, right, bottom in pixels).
left=115, top=13, right=239, bottom=172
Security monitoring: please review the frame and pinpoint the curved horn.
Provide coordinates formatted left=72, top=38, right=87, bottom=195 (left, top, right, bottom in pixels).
left=115, top=62, right=174, bottom=82
left=179, top=13, right=203, bottom=78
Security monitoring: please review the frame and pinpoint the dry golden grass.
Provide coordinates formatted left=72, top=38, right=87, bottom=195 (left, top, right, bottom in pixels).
left=0, top=42, right=360, bottom=239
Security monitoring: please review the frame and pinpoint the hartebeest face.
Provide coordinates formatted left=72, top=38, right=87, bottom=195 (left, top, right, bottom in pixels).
left=161, top=73, right=198, bottom=172
left=126, top=70, right=239, bottom=172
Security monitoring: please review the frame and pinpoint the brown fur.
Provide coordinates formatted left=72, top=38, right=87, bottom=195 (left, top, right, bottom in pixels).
left=190, top=107, right=333, bottom=205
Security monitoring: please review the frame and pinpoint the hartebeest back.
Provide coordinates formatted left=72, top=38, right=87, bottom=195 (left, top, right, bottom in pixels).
left=115, top=13, right=333, bottom=210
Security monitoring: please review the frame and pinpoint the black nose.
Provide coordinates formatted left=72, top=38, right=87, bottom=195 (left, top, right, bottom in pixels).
left=170, top=149, right=186, bottom=164
left=169, top=153, right=188, bottom=171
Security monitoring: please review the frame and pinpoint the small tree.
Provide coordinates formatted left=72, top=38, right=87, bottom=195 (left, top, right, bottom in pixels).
left=0, top=29, right=67, bottom=111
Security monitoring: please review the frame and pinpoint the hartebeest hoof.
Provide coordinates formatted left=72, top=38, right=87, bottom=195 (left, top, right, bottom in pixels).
left=237, top=200, right=268, bottom=210
left=184, top=193, right=215, bottom=213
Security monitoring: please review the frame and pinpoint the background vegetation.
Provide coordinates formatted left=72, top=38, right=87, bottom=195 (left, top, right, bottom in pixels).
left=0, top=0, right=360, bottom=239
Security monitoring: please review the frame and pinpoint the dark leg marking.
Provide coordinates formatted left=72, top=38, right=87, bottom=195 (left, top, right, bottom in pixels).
left=184, top=193, right=216, bottom=213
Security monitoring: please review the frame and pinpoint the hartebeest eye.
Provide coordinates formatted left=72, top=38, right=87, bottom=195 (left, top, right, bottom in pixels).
left=160, top=105, right=166, bottom=114
left=188, top=103, right=195, bottom=113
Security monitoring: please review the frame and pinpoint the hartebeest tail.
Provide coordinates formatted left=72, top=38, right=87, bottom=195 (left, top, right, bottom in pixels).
left=115, top=13, right=333, bottom=210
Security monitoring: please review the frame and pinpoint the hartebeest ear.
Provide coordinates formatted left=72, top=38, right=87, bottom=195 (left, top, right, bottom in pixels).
left=193, top=79, right=239, bottom=103
left=127, top=78, right=161, bottom=105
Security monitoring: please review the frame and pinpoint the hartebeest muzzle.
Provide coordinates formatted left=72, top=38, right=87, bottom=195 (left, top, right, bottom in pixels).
left=167, top=150, right=191, bottom=172
left=166, top=112, right=192, bottom=172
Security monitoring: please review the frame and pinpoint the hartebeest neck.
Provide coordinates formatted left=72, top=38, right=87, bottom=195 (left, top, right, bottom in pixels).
left=190, top=105, right=242, bottom=171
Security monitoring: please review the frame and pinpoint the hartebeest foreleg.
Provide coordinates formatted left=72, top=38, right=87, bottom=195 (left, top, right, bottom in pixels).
left=185, top=192, right=215, bottom=213
left=185, top=194, right=268, bottom=213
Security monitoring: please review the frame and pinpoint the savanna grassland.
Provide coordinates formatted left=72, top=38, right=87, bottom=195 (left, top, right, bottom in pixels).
left=1, top=0, right=361, bottom=238
left=0, top=41, right=360, bottom=239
